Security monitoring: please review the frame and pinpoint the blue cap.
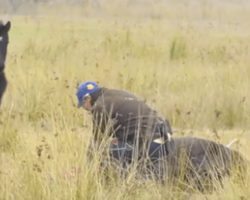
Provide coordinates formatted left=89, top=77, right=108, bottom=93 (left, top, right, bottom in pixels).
left=76, top=81, right=100, bottom=108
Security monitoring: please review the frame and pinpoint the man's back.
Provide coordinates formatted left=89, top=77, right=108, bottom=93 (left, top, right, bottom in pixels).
left=91, top=88, right=172, bottom=143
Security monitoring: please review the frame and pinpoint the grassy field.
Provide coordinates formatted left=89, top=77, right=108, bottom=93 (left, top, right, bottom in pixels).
left=1, top=1, right=250, bottom=199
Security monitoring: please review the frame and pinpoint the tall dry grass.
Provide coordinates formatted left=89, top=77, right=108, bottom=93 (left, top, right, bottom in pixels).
left=0, top=1, right=250, bottom=199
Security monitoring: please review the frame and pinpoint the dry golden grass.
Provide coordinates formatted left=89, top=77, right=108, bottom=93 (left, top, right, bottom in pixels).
left=0, top=2, right=250, bottom=199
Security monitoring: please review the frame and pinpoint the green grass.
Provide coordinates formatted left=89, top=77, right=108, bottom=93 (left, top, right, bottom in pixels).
left=1, top=2, right=250, bottom=199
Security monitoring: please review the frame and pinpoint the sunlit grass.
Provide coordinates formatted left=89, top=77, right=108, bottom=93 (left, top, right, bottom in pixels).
left=0, top=2, right=250, bottom=199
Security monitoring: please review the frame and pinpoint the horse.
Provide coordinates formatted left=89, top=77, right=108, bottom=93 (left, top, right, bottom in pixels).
left=0, top=21, right=11, bottom=105
left=108, top=136, right=247, bottom=191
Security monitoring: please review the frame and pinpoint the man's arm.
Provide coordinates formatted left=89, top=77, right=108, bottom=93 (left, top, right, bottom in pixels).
left=92, top=103, right=116, bottom=142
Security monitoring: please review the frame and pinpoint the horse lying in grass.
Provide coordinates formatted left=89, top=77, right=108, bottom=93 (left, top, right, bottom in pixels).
left=0, top=21, right=11, bottom=105
left=105, top=136, right=247, bottom=191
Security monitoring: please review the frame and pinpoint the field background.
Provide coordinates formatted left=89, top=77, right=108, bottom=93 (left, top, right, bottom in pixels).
left=1, top=0, right=250, bottom=199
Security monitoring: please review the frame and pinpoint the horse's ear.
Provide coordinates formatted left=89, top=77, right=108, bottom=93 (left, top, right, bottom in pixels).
left=5, top=21, right=11, bottom=32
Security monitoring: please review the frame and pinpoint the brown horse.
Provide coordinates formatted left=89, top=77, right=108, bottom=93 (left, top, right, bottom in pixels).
left=0, top=21, right=11, bottom=105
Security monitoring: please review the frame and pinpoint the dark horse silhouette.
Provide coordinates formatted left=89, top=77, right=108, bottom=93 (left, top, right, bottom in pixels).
left=107, top=136, right=247, bottom=191
left=0, top=21, right=11, bottom=105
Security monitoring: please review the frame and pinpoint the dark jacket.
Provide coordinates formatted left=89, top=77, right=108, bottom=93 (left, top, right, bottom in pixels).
left=90, top=88, right=172, bottom=143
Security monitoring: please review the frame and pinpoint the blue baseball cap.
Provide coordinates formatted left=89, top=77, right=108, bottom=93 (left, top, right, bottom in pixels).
left=76, top=81, right=100, bottom=108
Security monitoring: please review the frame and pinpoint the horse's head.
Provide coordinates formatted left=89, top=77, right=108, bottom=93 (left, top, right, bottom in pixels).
left=0, top=21, right=11, bottom=71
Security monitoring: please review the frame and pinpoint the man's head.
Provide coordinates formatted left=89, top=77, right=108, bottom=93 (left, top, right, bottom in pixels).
left=76, top=81, right=100, bottom=110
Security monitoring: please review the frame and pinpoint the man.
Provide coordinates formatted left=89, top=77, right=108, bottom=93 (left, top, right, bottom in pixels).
left=77, top=81, right=172, bottom=143
left=76, top=81, right=172, bottom=168
left=76, top=81, right=246, bottom=190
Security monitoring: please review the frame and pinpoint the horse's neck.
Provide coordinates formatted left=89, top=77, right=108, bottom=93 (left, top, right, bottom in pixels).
left=0, top=36, right=8, bottom=70
left=0, top=65, right=5, bottom=73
